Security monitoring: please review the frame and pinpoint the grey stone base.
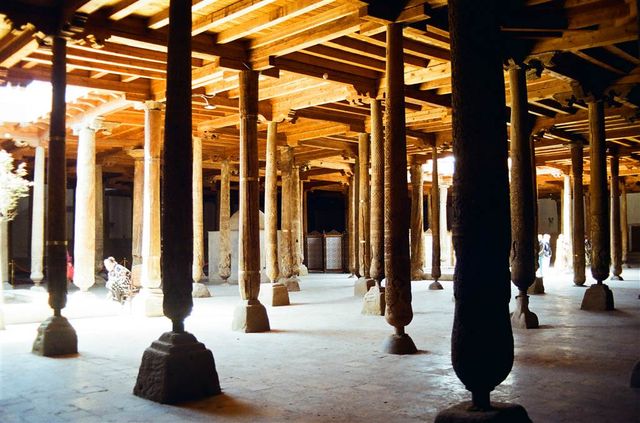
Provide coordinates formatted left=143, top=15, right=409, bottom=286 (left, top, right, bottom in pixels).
left=382, top=332, right=417, bottom=355
left=131, top=288, right=164, bottom=317
left=362, top=285, right=385, bottom=316
left=192, top=282, right=211, bottom=298
left=354, top=277, right=375, bottom=297
left=580, top=283, right=614, bottom=311
left=434, top=401, right=532, bottom=423
left=284, top=277, right=300, bottom=292
left=299, top=264, right=309, bottom=276
left=232, top=300, right=271, bottom=332
left=30, top=285, right=47, bottom=293
left=429, top=281, right=444, bottom=290
left=527, top=277, right=545, bottom=295
left=630, top=360, right=640, bottom=388
left=610, top=275, right=624, bottom=281
left=32, top=315, right=78, bottom=357
left=133, top=331, right=221, bottom=404
left=271, top=283, right=290, bottom=306
left=510, top=295, right=539, bottom=329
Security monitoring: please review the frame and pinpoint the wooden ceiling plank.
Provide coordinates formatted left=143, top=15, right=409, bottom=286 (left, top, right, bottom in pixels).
left=192, top=0, right=279, bottom=36
left=109, top=0, right=154, bottom=21
left=148, top=0, right=223, bottom=29
left=531, top=21, right=637, bottom=54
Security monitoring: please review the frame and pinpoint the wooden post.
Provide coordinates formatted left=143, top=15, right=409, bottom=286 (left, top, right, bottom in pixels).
left=232, top=69, right=270, bottom=332
left=369, top=99, right=384, bottom=283
left=382, top=23, right=416, bottom=355
left=508, top=63, right=538, bottom=329
left=621, top=178, right=629, bottom=267
left=218, top=159, right=231, bottom=282
left=436, top=1, right=529, bottom=419
left=580, top=99, right=614, bottom=310
left=192, top=136, right=210, bottom=297
left=571, top=141, right=586, bottom=286
left=29, top=145, right=45, bottom=287
left=33, top=34, right=78, bottom=357
left=129, top=149, right=144, bottom=287
left=430, top=143, right=442, bottom=289
left=410, top=158, right=425, bottom=281
left=355, top=132, right=373, bottom=296
left=609, top=147, right=623, bottom=280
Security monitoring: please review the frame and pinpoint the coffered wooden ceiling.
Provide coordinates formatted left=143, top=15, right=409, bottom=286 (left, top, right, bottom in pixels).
left=0, top=0, right=638, bottom=194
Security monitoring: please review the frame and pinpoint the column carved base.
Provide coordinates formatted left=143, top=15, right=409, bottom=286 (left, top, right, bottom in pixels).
left=32, top=315, right=78, bottom=356
left=580, top=283, right=614, bottom=311
left=232, top=299, right=270, bottom=332
left=192, top=282, right=211, bottom=298
left=270, top=283, right=290, bottom=306
left=282, top=276, right=300, bottom=292
left=361, top=285, right=385, bottom=316
left=434, top=401, right=532, bottom=423
left=527, top=277, right=545, bottom=295
left=133, top=331, right=221, bottom=404
left=299, top=264, right=309, bottom=276
left=382, top=331, right=417, bottom=355
left=429, top=280, right=444, bottom=290
left=510, top=294, right=539, bottom=329
left=354, top=277, right=375, bottom=297
left=610, top=275, right=624, bottom=281
left=131, top=288, right=164, bottom=317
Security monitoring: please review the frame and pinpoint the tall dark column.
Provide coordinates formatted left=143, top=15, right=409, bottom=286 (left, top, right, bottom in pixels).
left=369, top=99, right=384, bottom=283
left=382, top=23, right=416, bottom=355
left=32, top=35, right=78, bottom=357
left=508, top=64, right=538, bottom=329
left=435, top=1, right=530, bottom=420
left=430, top=142, right=443, bottom=290
left=134, top=0, right=220, bottom=403
left=571, top=141, right=586, bottom=286
left=609, top=147, right=623, bottom=280
left=581, top=100, right=614, bottom=310
left=410, top=157, right=425, bottom=281
left=232, top=69, right=270, bottom=332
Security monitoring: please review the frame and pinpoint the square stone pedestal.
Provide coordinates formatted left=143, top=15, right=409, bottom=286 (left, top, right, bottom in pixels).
left=354, top=277, right=375, bottom=297
left=232, top=300, right=271, bottom=332
left=133, top=331, right=221, bottom=404
left=527, top=277, right=545, bottom=295
left=580, top=283, right=614, bottom=311
left=131, top=288, right=164, bottom=317
left=283, top=277, right=300, bottom=292
left=435, top=401, right=531, bottom=422
left=32, top=315, right=78, bottom=357
left=270, top=283, right=290, bottom=306
left=362, top=285, right=385, bottom=316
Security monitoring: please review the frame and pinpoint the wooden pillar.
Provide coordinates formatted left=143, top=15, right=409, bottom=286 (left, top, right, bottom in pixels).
left=369, top=99, right=384, bottom=283
left=436, top=1, right=528, bottom=418
left=350, top=164, right=360, bottom=278
left=95, top=164, right=104, bottom=274
left=580, top=99, right=614, bottom=311
left=410, top=158, right=425, bottom=281
left=192, top=136, right=210, bottom=297
left=291, top=163, right=301, bottom=277
left=232, top=70, right=270, bottom=332
left=571, top=141, right=586, bottom=286
left=355, top=132, right=373, bottom=296
left=430, top=143, right=442, bottom=289
left=33, top=35, right=77, bottom=356
left=561, top=173, right=573, bottom=270
left=280, top=149, right=293, bottom=280
left=621, top=178, right=629, bottom=267
left=609, top=147, right=623, bottom=280
left=382, top=23, right=416, bottom=355
left=218, top=159, right=232, bottom=282
left=508, top=63, right=538, bottom=329
left=30, top=145, right=45, bottom=286
left=129, top=149, right=144, bottom=287
left=134, top=0, right=220, bottom=403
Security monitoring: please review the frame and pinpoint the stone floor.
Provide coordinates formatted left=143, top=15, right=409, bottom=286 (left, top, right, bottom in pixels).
left=1, top=267, right=639, bottom=423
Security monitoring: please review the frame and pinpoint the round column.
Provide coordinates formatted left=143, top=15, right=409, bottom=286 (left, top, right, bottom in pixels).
left=571, top=141, right=586, bottom=286
left=621, top=178, right=629, bottom=267
left=369, top=99, right=384, bottom=283
left=355, top=132, right=373, bottom=296
left=218, top=159, right=232, bottom=282
left=129, top=149, right=144, bottom=287
left=410, top=158, right=425, bottom=282
left=430, top=144, right=442, bottom=289
left=95, top=164, right=104, bottom=275
left=610, top=147, right=623, bottom=280
left=30, top=145, right=45, bottom=286
left=192, top=136, right=210, bottom=298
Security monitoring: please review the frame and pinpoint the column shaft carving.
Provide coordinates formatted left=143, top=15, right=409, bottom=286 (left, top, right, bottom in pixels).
left=571, top=142, right=586, bottom=285
left=369, top=99, right=384, bottom=282
left=358, top=132, right=371, bottom=278
left=410, top=160, right=424, bottom=281
left=610, top=148, right=623, bottom=279
left=30, top=145, right=45, bottom=285
left=218, top=159, right=231, bottom=281
left=265, top=122, right=280, bottom=283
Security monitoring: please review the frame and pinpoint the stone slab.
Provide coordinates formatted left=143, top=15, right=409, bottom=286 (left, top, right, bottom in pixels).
left=271, top=283, right=290, bottom=307
left=434, top=401, right=532, bottom=423
left=429, top=281, right=444, bottom=290
left=133, top=331, right=221, bottom=404
left=381, top=333, right=418, bottom=355
left=284, top=277, right=300, bottom=292
left=32, top=315, right=78, bottom=356
left=232, top=301, right=271, bottom=332
left=580, top=283, right=614, bottom=311
left=354, top=277, right=375, bottom=297
left=361, top=286, right=384, bottom=316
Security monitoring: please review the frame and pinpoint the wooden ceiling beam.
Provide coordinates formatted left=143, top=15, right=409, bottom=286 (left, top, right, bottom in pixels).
left=192, top=0, right=278, bottom=36
left=109, top=0, right=154, bottom=21
left=327, top=36, right=428, bottom=68
left=147, top=0, right=222, bottom=30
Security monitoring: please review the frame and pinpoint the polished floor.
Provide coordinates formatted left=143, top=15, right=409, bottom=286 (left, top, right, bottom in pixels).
left=1, top=267, right=639, bottom=423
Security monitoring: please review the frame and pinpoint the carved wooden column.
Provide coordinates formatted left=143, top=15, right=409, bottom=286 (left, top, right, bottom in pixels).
left=297, top=172, right=308, bottom=276
left=218, top=159, right=232, bottom=283
left=382, top=23, right=416, bottom=355
left=571, top=141, right=586, bottom=286
left=30, top=145, right=45, bottom=288
left=280, top=147, right=300, bottom=291
left=134, top=0, right=220, bottom=403
left=581, top=99, right=614, bottom=310
left=192, top=136, right=210, bottom=297
left=72, top=119, right=99, bottom=292
left=435, top=1, right=530, bottom=419
left=132, top=101, right=164, bottom=317
left=33, top=35, right=77, bottom=356
left=348, top=169, right=360, bottom=278
left=95, top=164, right=104, bottom=276
left=439, top=184, right=451, bottom=267
left=609, top=147, right=623, bottom=280
left=560, top=173, right=573, bottom=270
left=410, top=157, right=425, bottom=283
left=129, top=149, right=144, bottom=287
left=508, top=63, right=538, bottom=329
left=369, top=99, right=384, bottom=283
left=231, top=69, right=270, bottom=332
left=621, top=178, right=629, bottom=267
left=291, top=163, right=302, bottom=278
left=355, top=132, right=374, bottom=295
left=430, top=143, right=443, bottom=290
left=265, top=122, right=289, bottom=306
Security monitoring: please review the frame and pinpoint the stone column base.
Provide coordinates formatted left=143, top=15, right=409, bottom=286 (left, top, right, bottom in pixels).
left=283, top=276, right=300, bottom=292
left=131, top=288, right=164, bottom=317
left=270, top=283, right=290, bottom=306
left=192, top=282, right=211, bottom=298
left=133, top=331, right=221, bottom=404
left=382, top=332, right=417, bottom=355
left=527, top=277, right=545, bottom=295
left=32, top=315, right=78, bottom=356
left=362, top=285, right=384, bottom=316
left=429, top=280, right=444, bottom=290
left=232, top=300, right=270, bottom=332
left=411, top=270, right=425, bottom=281
left=580, top=283, right=614, bottom=311
left=354, top=277, right=375, bottom=296
left=299, top=264, right=309, bottom=276
left=510, top=295, right=539, bottom=329
left=610, top=275, right=624, bottom=281
left=434, top=401, right=532, bottom=422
